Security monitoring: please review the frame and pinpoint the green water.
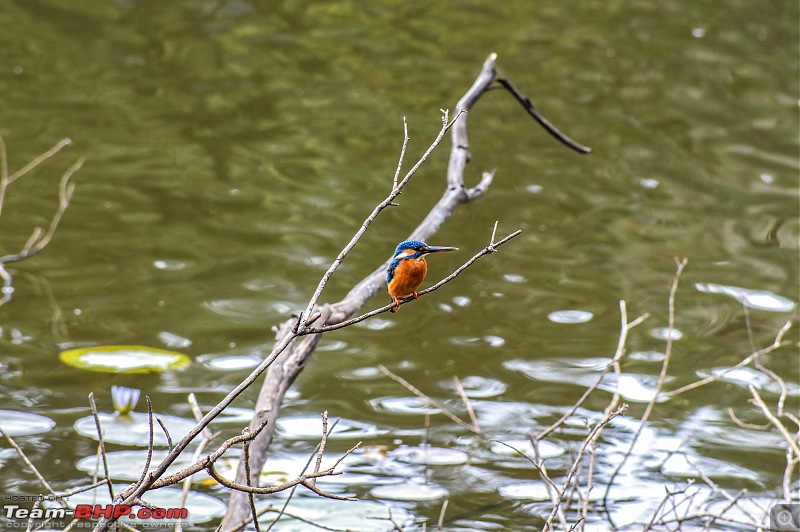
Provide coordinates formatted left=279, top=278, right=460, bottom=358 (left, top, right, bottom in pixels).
left=0, top=1, right=797, bottom=530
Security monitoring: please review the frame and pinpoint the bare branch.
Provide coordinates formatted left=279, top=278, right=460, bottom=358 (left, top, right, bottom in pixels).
left=392, top=116, right=409, bottom=190
left=536, top=300, right=648, bottom=441
left=379, top=364, right=479, bottom=434
left=453, top=377, right=480, bottom=433
left=242, top=434, right=261, bottom=532
left=490, top=439, right=559, bottom=494
left=156, top=417, right=173, bottom=451
left=0, top=137, right=72, bottom=216
left=310, top=412, right=330, bottom=487
left=602, top=258, right=687, bottom=519
left=495, top=77, right=591, bottom=154
left=133, top=397, right=155, bottom=494
left=437, top=499, right=449, bottom=531
left=207, top=449, right=358, bottom=500
left=149, top=417, right=270, bottom=490
left=8, top=138, right=73, bottom=183
left=89, top=392, right=115, bottom=502
left=300, top=229, right=522, bottom=335
left=666, top=319, right=793, bottom=397
left=543, top=405, right=628, bottom=530
left=0, top=426, right=57, bottom=496
left=0, top=156, right=83, bottom=265
left=749, top=385, right=800, bottom=459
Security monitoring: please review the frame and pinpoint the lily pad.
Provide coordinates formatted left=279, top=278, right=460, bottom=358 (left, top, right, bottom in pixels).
left=498, top=481, right=550, bottom=501
left=73, top=412, right=196, bottom=447
left=490, top=439, right=565, bottom=459
left=371, top=482, right=447, bottom=501
left=76, top=450, right=202, bottom=482
left=547, top=310, right=594, bottom=324
left=390, top=445, right=470, bottom=466
left=276, top=416, right=388, bottom=440
left=59, top=345, right=191, bottom=373
left=0, top=410, right=56, bottom=436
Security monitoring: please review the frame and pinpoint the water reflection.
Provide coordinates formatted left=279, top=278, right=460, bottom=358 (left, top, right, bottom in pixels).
left=696, top=282, right=797, bottom=312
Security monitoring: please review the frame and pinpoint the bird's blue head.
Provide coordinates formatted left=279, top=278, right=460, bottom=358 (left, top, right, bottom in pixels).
left=392, top=240, right=458, bottom=261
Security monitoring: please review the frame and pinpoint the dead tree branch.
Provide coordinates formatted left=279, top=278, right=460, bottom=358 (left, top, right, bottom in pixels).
left=0, top=138, right=81, bottom=308
left=89, top=53, right=589, bottom=531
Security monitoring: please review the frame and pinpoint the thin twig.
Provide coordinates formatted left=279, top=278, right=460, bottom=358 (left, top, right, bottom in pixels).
left=437, top=499, right=449, bottom=531
left=0, top=136, right=7, bottom=184
left=727, top=408, right=771, bottom=430
left=602, top=258, right=687, bottom=520
left=8, top=138, right=73, bottom=183
left=495, top=77, right=591, bottom=154
left=453, top=376, right=480, bottom=433
left=157, top=417, right=173, bottom=451
left=58, top=479, right=110, bottom=497
left=755, top=360, right=789, bottom=417
left=543, top=405, right=628, bottom=531
left=392, top=117, right=409, bottom=190
left=379, top=365, right=478, bottom=434
left=176, top=395, right=218, bottom=532
left=259, top=419, right=345, bottom=532
left=300, top=229, right=522, bottom=335
left=749, top=385, right=800, bottom=458
left=643, top=481, right=695, bottom=532
left=242, top=433, right=262, bottom=532
left=536, top=302, right=648, bottom=441
left=89, top=392, right=115, bottom=502
left=666, top=320, right=792, bottom=397
left=310, top=411, right=330, bottom=488
left=0, top=137, right=72, bottom=216
left=0, top=157, right=82, bottom=264
left=580, top=300, right=633, bottom=530
left=489, top=439, right=559, bottom=493
left=133, top=397, right=154, bottom=495
left=0, top=427, right=57, bottom=496
left=149, top=417, right=271, bottom=489
left=207, top=445, right=360, bottom=499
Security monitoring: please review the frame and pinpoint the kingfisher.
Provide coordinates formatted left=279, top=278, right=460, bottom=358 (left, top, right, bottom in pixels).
left=387, top=239, right=457, bottom=312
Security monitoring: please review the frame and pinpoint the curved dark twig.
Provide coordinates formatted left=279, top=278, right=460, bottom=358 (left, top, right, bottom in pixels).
left=496, top=77, right=592, bottom=154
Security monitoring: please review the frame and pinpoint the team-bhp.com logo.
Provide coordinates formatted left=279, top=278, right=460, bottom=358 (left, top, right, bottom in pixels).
left=5, top=504, right=188, bottom=521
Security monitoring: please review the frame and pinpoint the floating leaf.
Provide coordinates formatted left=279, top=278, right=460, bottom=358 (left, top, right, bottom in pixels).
left=547, top=310, right=593, bottom=324
left=390, top=445, right=469, bottom=466
left=197, top=353, right=261, bottom=371
left=74, top=412, right=196, bottom=447
left=498, top=481, right=551, bottom=501
left=76, top=450, right=201, bottom=481
left=276, top=416, right=388, bottom=440
left=371, top=482, right=447, bottom=501
left=0, top=410, right=55, bottom=436
left=59, top=345, right=190, bottom=373
left=490, top=439, right=565, bottom=459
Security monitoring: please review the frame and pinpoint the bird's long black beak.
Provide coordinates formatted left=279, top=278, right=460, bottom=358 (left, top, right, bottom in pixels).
left=422, top=245, right=458, bottom=254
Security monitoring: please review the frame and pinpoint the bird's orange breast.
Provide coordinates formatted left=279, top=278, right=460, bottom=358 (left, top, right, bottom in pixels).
left=388, top=257, right=427, bottom=298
